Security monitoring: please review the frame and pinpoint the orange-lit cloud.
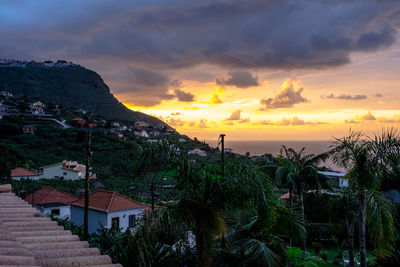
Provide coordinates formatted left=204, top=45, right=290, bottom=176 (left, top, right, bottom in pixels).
left=260, top=78, right=308, bottom=110
left=210, top=86, right=225, bottom=104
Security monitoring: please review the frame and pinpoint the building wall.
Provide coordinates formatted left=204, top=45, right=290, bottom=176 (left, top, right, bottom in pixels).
left=11, top=175, right=40, bottom=181
left=40, top=164, right=79, bottom=180
left=70, top=206, right=107, bottom=234
left=36, top=205, right=71, bottom=219
left=106, top=208, right=145, bottom=232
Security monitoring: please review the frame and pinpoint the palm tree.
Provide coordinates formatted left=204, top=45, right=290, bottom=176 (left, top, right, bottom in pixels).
left=275, top=146, right=331, bottom=250
left=331, top=130, right=398, bottom=266
left=329, top=188, right=358, bottom=267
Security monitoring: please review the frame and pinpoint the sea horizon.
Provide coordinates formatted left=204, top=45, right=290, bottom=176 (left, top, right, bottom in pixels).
left=205, top=139, right=342, bottom=171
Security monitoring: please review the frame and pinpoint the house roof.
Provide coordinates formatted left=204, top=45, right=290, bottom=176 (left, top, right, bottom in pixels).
left=25, top=187, right=79, bottom=205
left=71, top=117, right=86, bottom=121
left=0, top=184, right=121, bottom=266
left=70, top=190, right=147, bottom=212
left=10, top=167, right=39, bottom=177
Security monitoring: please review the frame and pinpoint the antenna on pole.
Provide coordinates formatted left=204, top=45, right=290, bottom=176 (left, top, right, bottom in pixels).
left=218, top=134, right=225, bottom=177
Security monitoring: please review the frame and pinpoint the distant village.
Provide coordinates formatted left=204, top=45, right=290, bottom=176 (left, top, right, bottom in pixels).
left=0, top=58, right=79, bottom=68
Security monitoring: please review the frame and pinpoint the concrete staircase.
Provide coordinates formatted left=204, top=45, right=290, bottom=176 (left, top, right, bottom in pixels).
left=0, top=184, right=123, bottom=266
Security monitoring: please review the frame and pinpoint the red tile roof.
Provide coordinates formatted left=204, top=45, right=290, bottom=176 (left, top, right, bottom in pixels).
left=25, top=187, right=79, bottom=205
left=70, top=190, right=147, bottom=212
left=11, top=167, right=39, bottom=177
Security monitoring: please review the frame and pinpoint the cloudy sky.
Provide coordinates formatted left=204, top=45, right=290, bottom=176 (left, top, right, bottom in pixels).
left=1, top=0, right=400, bottom=140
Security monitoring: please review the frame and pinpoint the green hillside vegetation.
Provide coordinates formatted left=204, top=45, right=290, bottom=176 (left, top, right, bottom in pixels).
left=0, top=64, right=166, bottom=126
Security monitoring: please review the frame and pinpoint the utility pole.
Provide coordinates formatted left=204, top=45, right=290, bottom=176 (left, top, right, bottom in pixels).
left=83, top=131, right=91, bottom=240
left=218, top=134, right=225, bottom=177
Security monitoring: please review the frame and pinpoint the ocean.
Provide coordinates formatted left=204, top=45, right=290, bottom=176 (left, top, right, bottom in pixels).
left=205, top=140, right=342, bottom=171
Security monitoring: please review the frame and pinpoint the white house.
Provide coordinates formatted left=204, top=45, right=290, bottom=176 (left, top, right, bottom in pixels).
left=40, top=160, right=96, bottom=180
left=188, top=148, right=207, bottom=157
left=134, top=130, right=149, bottom=138
left=318, top=171, right=348, bottom=189
left=24, top=187, right=79, bottom=220
left=70, top=190, right=152, bottom=233
left=10, top=167, right=40, bottom=180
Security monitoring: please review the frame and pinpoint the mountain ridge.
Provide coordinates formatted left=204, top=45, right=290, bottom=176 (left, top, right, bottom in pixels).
left=0, top=59, right=167, bottom=127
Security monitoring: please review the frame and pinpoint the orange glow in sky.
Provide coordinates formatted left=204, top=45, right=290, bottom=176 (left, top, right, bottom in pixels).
left=119, top=39, right=400, bottom=141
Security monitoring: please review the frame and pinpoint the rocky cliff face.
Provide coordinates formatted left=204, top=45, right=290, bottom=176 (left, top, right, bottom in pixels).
left=0, top=60, right=166, bottom=126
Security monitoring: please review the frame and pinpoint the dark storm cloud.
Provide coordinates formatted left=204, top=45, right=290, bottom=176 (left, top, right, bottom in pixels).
left=173, top=89, right=195, bottom=102
left=1, top=0, right=398, bottom=69
left=0, top=0, right=398, bottom=103
left=321, top=94, right=368, bottom=100
left=216, top=71, right=259, bottom=88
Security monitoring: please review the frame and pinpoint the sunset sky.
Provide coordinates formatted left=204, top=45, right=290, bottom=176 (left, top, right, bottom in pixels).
left=1, top=0, right=400, bottom=140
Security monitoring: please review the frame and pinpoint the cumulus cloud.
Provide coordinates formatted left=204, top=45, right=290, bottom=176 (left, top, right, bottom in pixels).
left=256, top=116, right=326, bottom=126
left=375, top=93, right=383, bottom=97
left=226, top=109, right=242, bottom=121
left=198, top=119, right=209, bottom=128
left=260, top=78, right=308, bottom=110
left=321, top=94, right=367, bottom=100
left=173, top=89, right=195, bottom=102
left=171, top=112, right=181, bottom=116
left=345, top=111, right=376, bottom=123
left=355, top=111, right=376, bottom=121
left=210, top=86, right=224, bottom=104
left=216, top=71, right=259, bottom=88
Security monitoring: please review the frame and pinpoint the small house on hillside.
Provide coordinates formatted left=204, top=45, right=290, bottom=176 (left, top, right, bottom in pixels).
left=24, top=187, right=79, bottom=219
left=11, top=167, right=40, bottom=180
left=30, top=106, right=45, bottom=115
left=188, top=148, right=207, bottom=157
left=318, top=171, right=347, bottom=190
left=30, top=101, right=46, bottom=108
left=70, top=190, right=148, bottom=233
left=22, top=124, right=37, bottom=134
left=134, top=130, right=149, bottom=138
left=40, top=160, right=96, bottom=180
left=70, top=118, right=86, bottom=127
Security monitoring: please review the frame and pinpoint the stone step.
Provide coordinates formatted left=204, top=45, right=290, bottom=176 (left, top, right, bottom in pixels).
left=0, top=241, right=21, bottom=248
left=0, top=208, right=39, bottom=213
left=12, top=230, right=72, bottom=237
left=0, top=206, right=39, bottom=213
left=0, top=247, right=31, bottom=256
left=0, top=233, right=16, bottom=241
left=3, top=220, right=58, bottom=227
left=0, top=203, right=28, bottom=206
left=32, top=247, right=100, bottom=259
left=16, top=234, right=79, bottom=244
left=0, top=255, right=38, bottom=266
left=23, top=241, right=89, bottom=250
left=0, top=217, right=51, bottom=223
left=7, top=225, right=63, bottom=232
left=90, top=265, right=123, bottom=267
left=38, top=255, right=112, bottom=267
left=0, top=212, right=41, bottom=218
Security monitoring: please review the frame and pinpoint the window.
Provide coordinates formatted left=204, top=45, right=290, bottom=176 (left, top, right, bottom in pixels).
left=111, top=217, right=120, bottom=228
left=129, top=215, right=136, bottom=228
left=51, top=209, right=60, bottom=216
left=63, top=172, right=67, bottom=176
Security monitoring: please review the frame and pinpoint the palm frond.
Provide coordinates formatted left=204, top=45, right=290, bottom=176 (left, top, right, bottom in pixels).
left=366, top=191, right=397, bottom=259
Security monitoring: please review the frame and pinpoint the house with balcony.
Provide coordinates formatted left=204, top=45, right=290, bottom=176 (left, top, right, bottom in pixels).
left=39, top=160, right=96, bottom=180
